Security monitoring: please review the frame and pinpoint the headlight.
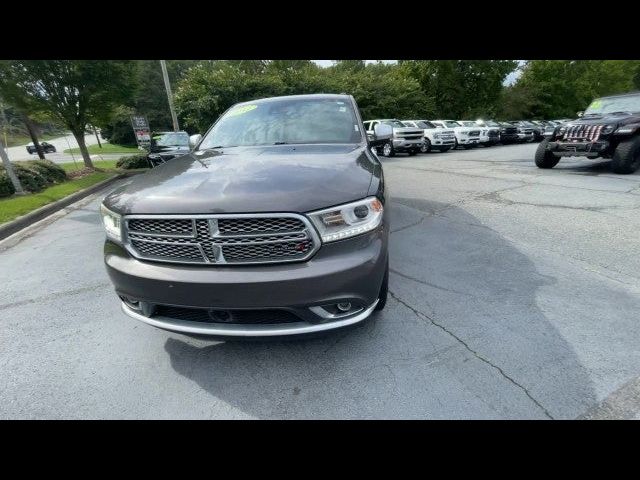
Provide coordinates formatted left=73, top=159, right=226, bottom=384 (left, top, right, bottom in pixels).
left=557, top=126, right=567, bottom=136
left=601, top=124, right=615, bottom=135
left=307, top=197, right=384, bottom=243
left=100, top=203, right=122, bottom=242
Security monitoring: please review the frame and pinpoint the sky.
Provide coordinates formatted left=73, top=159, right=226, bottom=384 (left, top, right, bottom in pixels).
left=312, top=60, right=523, bottom=86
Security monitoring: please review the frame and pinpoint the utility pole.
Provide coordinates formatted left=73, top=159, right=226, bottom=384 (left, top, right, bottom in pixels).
left=160, top=60, right=179, bottom=132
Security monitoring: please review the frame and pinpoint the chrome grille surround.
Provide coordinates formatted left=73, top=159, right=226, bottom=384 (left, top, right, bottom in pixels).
left=123, top=213, right=321, bottom=265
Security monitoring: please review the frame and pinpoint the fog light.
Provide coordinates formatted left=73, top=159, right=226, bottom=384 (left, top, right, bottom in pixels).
left=337, top=302, right=352, bottom=312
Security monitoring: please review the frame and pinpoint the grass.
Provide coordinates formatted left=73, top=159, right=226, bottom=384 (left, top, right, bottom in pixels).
left=0, top=172, right=114, bottom=224
left=60, top=159, right=119, bottom=173
left=63, top=143, right=141, bottom=155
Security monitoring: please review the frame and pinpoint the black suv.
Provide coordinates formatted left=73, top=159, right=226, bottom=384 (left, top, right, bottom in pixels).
left=535, top=91, right=640, bottom=174
left=499, top=122, right=519, bottom=144
left=26, top=141, right=56, bottom=154
left=147, top=131, right=191, bottom=167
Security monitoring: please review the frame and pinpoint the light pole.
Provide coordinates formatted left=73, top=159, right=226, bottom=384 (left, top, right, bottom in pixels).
left=160, top=60, right=180, bottom=132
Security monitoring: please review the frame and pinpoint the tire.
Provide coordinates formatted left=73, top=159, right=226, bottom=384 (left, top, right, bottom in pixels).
left=453, top=139, right=459, bottom=150
left=375, top=258, right=389, bottom=311
left=611, top=136, right=640, bottom=174
left=439, top=147, right=451, bottom=153
left=462, top=144, right=474, bottom=150
left=420, top=139, right=431, bottom=153
left=535, top=138, right=560, bottom=169
left=382, top=141, right=395, bottom=157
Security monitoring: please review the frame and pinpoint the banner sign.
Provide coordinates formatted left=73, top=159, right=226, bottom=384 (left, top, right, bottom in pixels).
left=131, top=115, right=151, bottom=149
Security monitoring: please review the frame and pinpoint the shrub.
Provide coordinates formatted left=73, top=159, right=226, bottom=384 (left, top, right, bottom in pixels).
left=0, top=171, right=16, bottom=197
left=29, top=160, right=67, bottom=183
left=0, top=160, right=68, bottom=197
left=116, top=154, right=149, bottom=170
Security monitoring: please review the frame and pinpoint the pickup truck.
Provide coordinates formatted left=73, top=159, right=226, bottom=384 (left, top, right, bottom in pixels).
left=401, top=119, right=456, bottom=152
left=363, top=119, right=424, bottom=157
left=431, top=120, right=480, bottom=149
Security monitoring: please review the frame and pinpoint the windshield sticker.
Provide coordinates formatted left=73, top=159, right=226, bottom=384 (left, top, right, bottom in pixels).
left=590, top=100, right=603, bottom=110
left=227, top=104, right=258, bottom=117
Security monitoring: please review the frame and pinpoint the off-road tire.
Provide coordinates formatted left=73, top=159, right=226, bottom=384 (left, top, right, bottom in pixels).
left=611, top=136, right=640, bottom=174
left=375, top=259, right=389, bottom=311
left=535, top=139, right=560, bottom=169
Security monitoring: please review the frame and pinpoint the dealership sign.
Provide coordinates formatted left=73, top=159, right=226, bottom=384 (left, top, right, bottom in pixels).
left=131, top=115, right=151, bottom=149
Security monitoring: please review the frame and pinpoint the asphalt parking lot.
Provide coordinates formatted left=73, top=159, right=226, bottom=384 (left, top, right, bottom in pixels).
left=1, top=142, right=639, bottom=419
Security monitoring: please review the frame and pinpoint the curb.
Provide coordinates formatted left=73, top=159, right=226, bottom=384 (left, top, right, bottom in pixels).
left=0, top=171, right=140, bottom=241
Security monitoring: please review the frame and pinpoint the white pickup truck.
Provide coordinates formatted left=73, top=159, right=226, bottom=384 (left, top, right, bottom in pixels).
left=431, top=120, right=481, bottom=149
left=363, top=119, right=424, bottom=157
left=401, top=120, right=456, bottom=153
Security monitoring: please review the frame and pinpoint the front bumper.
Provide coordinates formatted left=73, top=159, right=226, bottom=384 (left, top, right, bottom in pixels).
left=457, top=136, right=479, bottom=145
left=104, top=224, right=388, bottom=336
left=546, top=140, right=610, bottom=157
left=392, top=138, right=423, bottom=151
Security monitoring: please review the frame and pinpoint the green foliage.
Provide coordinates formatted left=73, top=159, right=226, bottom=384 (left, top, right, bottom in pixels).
left=174, top=61, right=434, bottom=132
left=498, top=60, right=640, bottom=119
left=116, top=154, right=149, bottom=170
left=0, top=170, right=14, bottom=197
left=0, top=160, right=66, bottom=195
left=400, top=60, right=519, bottom=119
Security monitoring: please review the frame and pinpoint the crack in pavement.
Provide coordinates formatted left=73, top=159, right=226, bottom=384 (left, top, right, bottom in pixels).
left=390, top=268, right=476, bottom=298
left=0, top=282, right=111, bottom=312
left=388, top=290, right=554, bottom=419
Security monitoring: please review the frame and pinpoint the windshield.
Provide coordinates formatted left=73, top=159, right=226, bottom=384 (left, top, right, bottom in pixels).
left=416, top=121, right=436, bottom=129
left=153, top=132, right=189, bottom=147
left=584, top=94, right=640, bottom=115
left=460, top=121, right=477, bottom=127
left=444, top=121, right=459, bottom=128
left=199, top=97, right=362, bottom=149
left=381, top=120, right=406, bottom=128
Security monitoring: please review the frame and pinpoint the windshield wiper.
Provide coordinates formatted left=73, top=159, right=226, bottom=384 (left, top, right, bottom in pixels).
left=273, top=141, right=289, bottom=145
left=607, top=111, right=633, bottom=116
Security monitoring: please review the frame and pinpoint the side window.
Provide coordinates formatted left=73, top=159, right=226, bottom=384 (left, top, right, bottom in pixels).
left=363, top=121, right=370, bottom=132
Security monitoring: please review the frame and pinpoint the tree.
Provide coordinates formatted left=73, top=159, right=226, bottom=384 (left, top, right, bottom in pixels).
left=498, top=60, right=640, bottom=119
left=400, top=60, right=518, bottom=118
left=0, top=60, right=136, bottom=168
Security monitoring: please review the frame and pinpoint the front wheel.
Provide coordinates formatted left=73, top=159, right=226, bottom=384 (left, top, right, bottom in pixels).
left=375, top=259, right=389, bottom=311
left=439, top=147, right=451, bottom=153
left=611, top=136, right=640, bottom=174
left=420, top=139, right=431, bottom=153
left=382, top=141, right=395, bottom=157
left=535, top=139, right=560, bottom=169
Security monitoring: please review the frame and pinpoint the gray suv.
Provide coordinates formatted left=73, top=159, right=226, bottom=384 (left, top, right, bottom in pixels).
left=101, top=94, right=390, bottom=337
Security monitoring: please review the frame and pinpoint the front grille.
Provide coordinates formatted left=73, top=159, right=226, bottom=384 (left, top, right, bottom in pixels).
left=563, top=124, right=603, bottom=142
left=124, top=214, right=318, bottom=265
left=399, top=134, right=423, bottom=140
left=154, top=305, right=302, bottom=324
left=468, top=130, right=480, bottom=137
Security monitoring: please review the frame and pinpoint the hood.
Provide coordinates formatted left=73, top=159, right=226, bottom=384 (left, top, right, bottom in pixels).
left=150, top=145, right=191, bottom=154
left=104, top=144, right=377, bottom=215
left=568, top=112, right=640, bottom=127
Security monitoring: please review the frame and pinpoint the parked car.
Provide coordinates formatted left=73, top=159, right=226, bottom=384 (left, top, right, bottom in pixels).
left=431, top=120, right=481, bottom=149
left=147, top=131, right=191, bottom=167
left=474, top=120, right=502, bottom=146
left=401, top=119, right=455, bottom=152
left=363, top=119, right=424, bottom=157
left=101, top=94, right=391, bottom=337
left=535, top=91, right=640, bottom=174
left=26, top=141, right=56, bottom=154
left=497, top=122, right=520, bottom=144
left=459, top=121, right=499, bottom=147
left=507, top=121, right=536, bottom=143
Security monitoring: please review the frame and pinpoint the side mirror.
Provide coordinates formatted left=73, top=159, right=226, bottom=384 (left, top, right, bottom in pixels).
left=576, top=111, right=584, bottom=118
left=189, top=134, right=203, bottom=149
left=370, top=123, right=393, bottom=146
